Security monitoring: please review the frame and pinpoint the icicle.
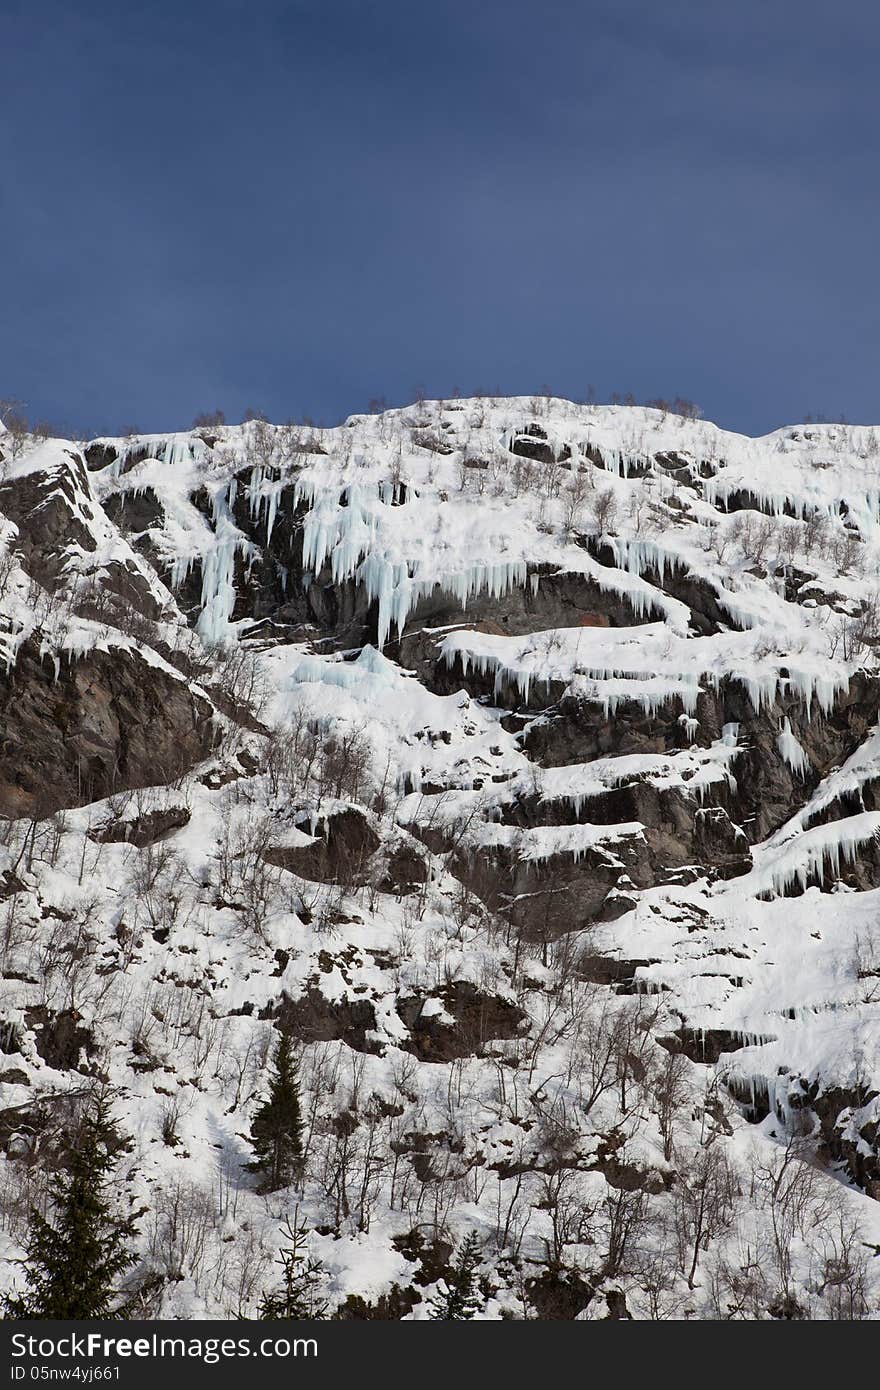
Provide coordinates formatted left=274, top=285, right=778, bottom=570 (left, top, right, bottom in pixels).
left=195, top=480, right=254, bottom=645
left=777, top=718, right=810, bottom=777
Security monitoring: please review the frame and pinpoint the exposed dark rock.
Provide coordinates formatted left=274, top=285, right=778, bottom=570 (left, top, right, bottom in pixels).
left=397, top=574, right=671, bottom=705
left=0, top=1068, right=29, bottom=1086
left=509, top=432, right=557, bottom=465
left=587, top=538, right=737, bottom=636
left=101, top=488, right=164, bottom=533
left=276, top=988, right=380, bottom=1054
left=74, top=557, right=163, bottom=624
left=0, top=1020, right=25, bottom=1054
left=397, top=981, right=526, bottom=1061
left=725, top=1073, right=772, bottom=1123
left=603, top=1289, right=633, bottom=1319
left=0, top=1090, right=86, bottom=1162
left=391, top=1229, right=455, bottom=1287
left=599, top=1156, right=668, bottom=1193
left=577, top=954, right=656, bottom=986
left=526, top=1266, right=593, bottom=1319
left=265, top=807, right=381, bottom=886
left=796, top=1081, right=880, bottom=1190
left=25, top=1007, right=94, bottom=1072
left=659, top=1026, right=775, bottom=1065
left=336, top=1286, right=420, bottom=1319
left=692, top=806, right=751, bottom=876
left=0, top=870, right=26, bottom=901
left=400, top=1129, right=467, bottom=1182
left=0, top=640, right=216, bottom=817
left=522, top=690, right=694, bottom=767
left=90, top=804, right=191, bottom=847
left=83, top=442, right=119, bottom=471
left=381, top=841, right=428, bottom=894
left=594, top=1130, right=670, bottom=1193
left=0, top=453, right=96, bottom=590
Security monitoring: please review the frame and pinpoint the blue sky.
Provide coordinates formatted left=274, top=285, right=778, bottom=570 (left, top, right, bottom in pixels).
left=2, top=0, right=879, bottom=436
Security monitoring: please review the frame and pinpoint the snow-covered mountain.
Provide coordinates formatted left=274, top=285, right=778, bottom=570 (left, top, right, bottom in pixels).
left=0, top=396, right=878, bottom=1319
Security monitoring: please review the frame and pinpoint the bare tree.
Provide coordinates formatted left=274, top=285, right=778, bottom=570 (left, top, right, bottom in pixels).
left=654, top=1050, right=692, bottom=1162
left=670, top=1142, right=739, bottom=1289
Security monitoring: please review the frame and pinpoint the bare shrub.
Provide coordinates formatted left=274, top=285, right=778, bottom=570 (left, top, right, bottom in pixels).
left=319, top=726, right=372, bottom=802
left=561, top=470, right=593, bottom=537
left=654, top=1050, right=692, bottom=1162
left=147, top=1180, right=220, bottom=1286
left=729, top=513, right=777, bottom=569
left=209, top=644, right=269, bottom=721
left=536, top=1167, right=596, bottom=1269
left=811, top=1206, right=873, bottom=1320
left=669, top=1142, right=739, bottom=1288
left=0, top=399, right=30, bottom=459
left=589, top=485, right=618, bottom=536
left=192, top=410, right=226, bottom=430
left=212, top=812, right=289, bottom=940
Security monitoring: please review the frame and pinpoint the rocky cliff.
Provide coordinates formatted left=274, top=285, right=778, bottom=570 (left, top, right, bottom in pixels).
left=0, top=398, right=877, bottom=1319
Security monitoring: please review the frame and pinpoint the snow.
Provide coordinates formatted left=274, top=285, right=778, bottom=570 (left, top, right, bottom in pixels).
left=439, top=619, right=850, bottom=718
left=3, top=397, right=880, bottom=1319
left=532, top=736, right=741, bottom=816
left=195, top=480, right=255, bottom=645
left=777, top=718, right=810, bottom=778
left=746, top=812, right=880, bottom=898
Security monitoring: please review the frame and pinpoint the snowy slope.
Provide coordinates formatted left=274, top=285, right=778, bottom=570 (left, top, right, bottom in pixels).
left=0, top=398, right=878, bottom=1320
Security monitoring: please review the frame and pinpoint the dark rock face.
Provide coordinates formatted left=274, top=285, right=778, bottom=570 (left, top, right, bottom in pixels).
left=0, top=1068, right=29, bottom=1086
left=659, top=1026, right=775, bottom=1065
left=0, top=640, right=216, bottom=817
left=83, top=442, right=118, bottom=471
left=0, top=1090, right=85, bottom=1163
left=25, top=1007, right=94, bottom=1072
left=0, top=453, right=96, bottom=590
left=692, top=807, right=751, bottom=876
left=382, top=842, right=428, bottom=894
left=526, top=1266, right=594, bottom=1319
left=265, top=807, right=381, bottom=885
left=276, top=978, right=526, bottom=1061
left=105, top=471, right=370, bottom=645
left=0, top=871, right=26, bottom=901
left=798, top=1082, right=880, bottom=1191
left=0, top=1020, right=26, bottom=1055
left=509, top=427, right=557, bottom=466
left=604, top=1290, right=633, bottom=1320
left=276, top=989, right=380, bottom=1053
left=90, top=805, right=192, bottom=847
left=101, top=489, right=164, bottom=534
left=336, top=1286, right=420, bottom=1319
left=448, top=843, right=589, bottom=939
left=587, top=539, right=737, bottom=637
left=397, top=982, right=526, bottom=1061
left=577, top=954, right=657, bottom=987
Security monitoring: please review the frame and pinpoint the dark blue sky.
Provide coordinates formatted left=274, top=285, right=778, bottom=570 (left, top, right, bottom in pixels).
left=2, top=0, right=879, bottom=437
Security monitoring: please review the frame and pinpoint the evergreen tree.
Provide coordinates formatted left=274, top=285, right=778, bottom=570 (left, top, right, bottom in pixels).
left=429, top=1232, right=484, bottom=1320
left=245, top=1032, right=304, bottom=1192
left=257, top=1213, right=326, bottom=1320
left=4, top=1097, right=137, bottom=1320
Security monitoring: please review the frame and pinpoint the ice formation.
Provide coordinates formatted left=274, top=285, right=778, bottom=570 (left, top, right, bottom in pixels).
left=2, top=398, right=880, bottom=1318
left=777, top=718, right=810, bottom=778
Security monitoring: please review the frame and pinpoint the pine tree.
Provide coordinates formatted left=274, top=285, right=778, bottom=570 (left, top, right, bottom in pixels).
left=245, top=1032, right=304, bottom=1192
left=429, top=1232, right=485, bottom=1320
left=4, top=1097, right=138, bottom=1320
left=257, top=1213, right=326, bottom=1319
